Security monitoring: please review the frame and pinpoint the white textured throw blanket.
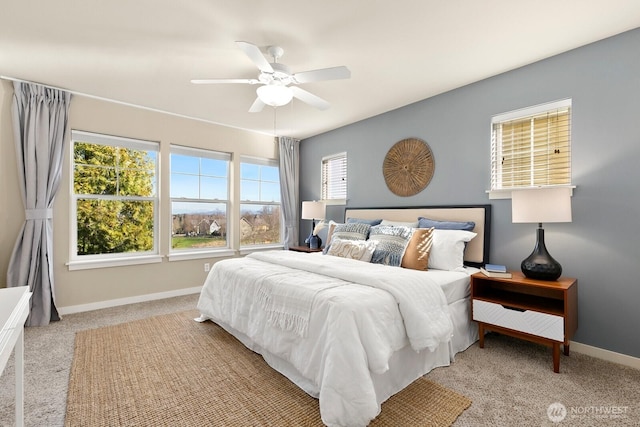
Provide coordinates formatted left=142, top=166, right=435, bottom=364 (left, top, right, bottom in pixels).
left=254, top=257, right=345, bottom=337
left=249, top=251, right=453, bottom=352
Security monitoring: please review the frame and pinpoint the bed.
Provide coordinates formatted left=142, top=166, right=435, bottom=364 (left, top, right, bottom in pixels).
left=197, top=205, right=491, bottom=427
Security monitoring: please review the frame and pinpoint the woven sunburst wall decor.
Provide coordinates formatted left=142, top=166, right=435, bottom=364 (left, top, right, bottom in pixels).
left=383, top=138, right=435, bottom=197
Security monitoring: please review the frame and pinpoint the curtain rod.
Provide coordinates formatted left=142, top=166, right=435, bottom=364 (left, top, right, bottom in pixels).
left=0, top=75, right=274, bottom=137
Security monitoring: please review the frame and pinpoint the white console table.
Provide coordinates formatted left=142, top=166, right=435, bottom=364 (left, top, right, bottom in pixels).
left=0, top=286, right=32, bottom=427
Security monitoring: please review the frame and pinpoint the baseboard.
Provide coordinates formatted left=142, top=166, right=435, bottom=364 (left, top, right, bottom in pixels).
left=58, top=286, right=202, bottom=316
left=571, top=341, right=640, bottom=370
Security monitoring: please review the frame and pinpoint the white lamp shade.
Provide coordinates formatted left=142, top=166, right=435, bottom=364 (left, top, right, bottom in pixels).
left=256, top=84, right=293, bottom=107
left=511, top=187, right=572, bottom=223
left=301, top=201, right=326, bottom=220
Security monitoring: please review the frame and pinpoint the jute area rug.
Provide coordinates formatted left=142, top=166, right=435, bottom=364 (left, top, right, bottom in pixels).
left=65, top=310, right=471, bottom=426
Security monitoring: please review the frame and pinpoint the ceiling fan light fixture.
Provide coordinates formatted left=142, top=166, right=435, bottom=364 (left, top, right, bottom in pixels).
left=256, top=84, right=293, bottom=107
left=192, top=42, right=350, bottom=111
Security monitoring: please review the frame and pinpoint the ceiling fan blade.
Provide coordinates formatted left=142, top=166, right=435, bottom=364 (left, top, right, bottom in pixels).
left=290, top=87, right=330, bottom=110
left=236, top=41, right=274, bottom=73
left=249, top=97, right=266, bottom=113
left=293, top=66, right=351, bottom=84
left=191, top=78, right=259, bottom=84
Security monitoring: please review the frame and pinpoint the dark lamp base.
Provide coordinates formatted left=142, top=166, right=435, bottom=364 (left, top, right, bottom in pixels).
left=309, top=234, right=322, bottom=250
left=521, top=227, right=562, bottom=281
left=304, top=233, right=322, bottom=249
left=305, top=218, right=322, bottom=249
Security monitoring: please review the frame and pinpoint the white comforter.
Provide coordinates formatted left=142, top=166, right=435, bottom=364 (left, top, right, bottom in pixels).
left=197, top=250, right=454, bottom=427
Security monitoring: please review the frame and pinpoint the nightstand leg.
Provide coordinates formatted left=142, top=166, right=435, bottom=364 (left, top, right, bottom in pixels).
left=553, top=343, right=560, bottom=373
left=564, top=343, right=570, bottom=356
left=478, top=324, right=485, bottom=348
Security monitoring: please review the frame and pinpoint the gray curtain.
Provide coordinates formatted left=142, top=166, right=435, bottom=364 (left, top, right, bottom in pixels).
left=278, top=136, right=300, bottom=249
left=7, top=81, right=72, bottom=326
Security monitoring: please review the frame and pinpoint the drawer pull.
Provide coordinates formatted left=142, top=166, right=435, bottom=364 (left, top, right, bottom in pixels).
left=501, top=304, right=525, bottom=312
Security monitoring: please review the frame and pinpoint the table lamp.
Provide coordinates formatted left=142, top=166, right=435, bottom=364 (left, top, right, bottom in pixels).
left=301, top=201, right=326, bottom=249
left=511, top=187, right=572, bottom=281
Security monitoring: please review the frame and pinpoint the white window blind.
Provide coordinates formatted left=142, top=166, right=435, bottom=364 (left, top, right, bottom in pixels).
left=321, top=152, right=347, bottom=200
left=491, top=100, right=572, bottom=190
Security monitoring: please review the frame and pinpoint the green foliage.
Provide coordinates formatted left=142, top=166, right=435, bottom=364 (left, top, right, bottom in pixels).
left=74, top=143, right=156, bottom=255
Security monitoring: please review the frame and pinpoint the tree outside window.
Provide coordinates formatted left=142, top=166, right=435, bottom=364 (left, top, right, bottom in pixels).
left=72, top=131, right=158, bottom=257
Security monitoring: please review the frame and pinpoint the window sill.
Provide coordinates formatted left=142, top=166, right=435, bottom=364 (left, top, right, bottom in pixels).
left=321, top=199, right=347, bottom=206
left=486, top=189, right=513, bottom=200
left=67, top=255, right=163, bottom=271
left=487, top=186, right=575, bottom=200
left=238, top=244, right=283, bottom=256
left=167, top=249, right=236, bottom=262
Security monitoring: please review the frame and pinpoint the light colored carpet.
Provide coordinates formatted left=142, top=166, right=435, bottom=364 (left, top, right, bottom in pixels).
left=64, top=310, right=470, bottom=426
left=426, top=334, right=640, bottom=426
left=0, top=294, right=199, bottom=427
left=1, top=293, right=639, bottom=426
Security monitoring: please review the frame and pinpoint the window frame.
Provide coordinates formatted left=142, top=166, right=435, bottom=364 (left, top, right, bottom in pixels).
left=68, top=130, right=161, bottom=270
left=169, top=145, right=232, bottom=256
left=489, top=99, right=573, bottom=199
left=321, top=152, right=347, bottom=205
left=239, top=156, right=282, bottom=249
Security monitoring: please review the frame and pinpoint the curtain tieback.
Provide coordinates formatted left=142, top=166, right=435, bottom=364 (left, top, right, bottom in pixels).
left=25, top=208, right=53, bottom=220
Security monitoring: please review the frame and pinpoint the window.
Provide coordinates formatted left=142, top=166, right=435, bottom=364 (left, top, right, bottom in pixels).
left=240, top=157, right=281, bottom=246
left=170, top=146, right=230, bottom=251
left=71, top=130, right=158, bottom=260
left=321, top=152, right=347, bottom=201
left=491, top=99, right=571, bottom=190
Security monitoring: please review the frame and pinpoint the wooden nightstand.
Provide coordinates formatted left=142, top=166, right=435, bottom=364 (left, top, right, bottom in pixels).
left=471, top=272, right=578, bottom=373
left=288, top=245, right=323, bottom=253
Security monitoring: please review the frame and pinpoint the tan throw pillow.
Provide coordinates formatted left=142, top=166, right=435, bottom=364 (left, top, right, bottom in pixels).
left=401, top=227, right=434, bottom=271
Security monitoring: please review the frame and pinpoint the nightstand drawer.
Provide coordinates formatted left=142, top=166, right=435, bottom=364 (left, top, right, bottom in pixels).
left=473, top=299, right=564, bottom=341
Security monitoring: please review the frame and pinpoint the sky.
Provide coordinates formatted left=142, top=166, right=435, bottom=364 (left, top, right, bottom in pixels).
left=170, top=154, right=280, bottom=215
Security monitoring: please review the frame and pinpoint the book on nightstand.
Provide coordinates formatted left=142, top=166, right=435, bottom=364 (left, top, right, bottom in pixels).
left=480, top=267, right=512, bottom=278
left=484, top=263, right=507, bottom=273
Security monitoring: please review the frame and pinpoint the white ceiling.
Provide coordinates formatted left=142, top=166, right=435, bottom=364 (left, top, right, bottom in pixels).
left=2, top=1, right=639, bottom=139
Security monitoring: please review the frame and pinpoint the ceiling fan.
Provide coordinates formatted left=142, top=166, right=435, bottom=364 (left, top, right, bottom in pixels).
left=191, top=41, right=351, bottom=113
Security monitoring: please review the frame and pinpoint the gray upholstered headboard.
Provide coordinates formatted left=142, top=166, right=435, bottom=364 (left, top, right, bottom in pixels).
left=344, top=205, right=491, bottom=267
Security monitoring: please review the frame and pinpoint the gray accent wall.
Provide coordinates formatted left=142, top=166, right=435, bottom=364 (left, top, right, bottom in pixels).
left=300, top=28, right=640, bottom=358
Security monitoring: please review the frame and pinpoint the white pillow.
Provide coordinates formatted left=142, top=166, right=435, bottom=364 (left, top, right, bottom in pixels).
left=380, top=219, right=419, bottom=228
left=327, top=239, right=379, bottom=262
left=428, top=229, right=477, bottom=272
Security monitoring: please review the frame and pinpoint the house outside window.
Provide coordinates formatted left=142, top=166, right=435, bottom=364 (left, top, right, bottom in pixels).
left=170, top=145, right=230, bottom=252
left=491, top=99, right=571, bottom=193
left=240, top=157, right=281, bottom=247
left=321, top=152, right=347, bottom=203
left=71, top=130, right=159, bottom=261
